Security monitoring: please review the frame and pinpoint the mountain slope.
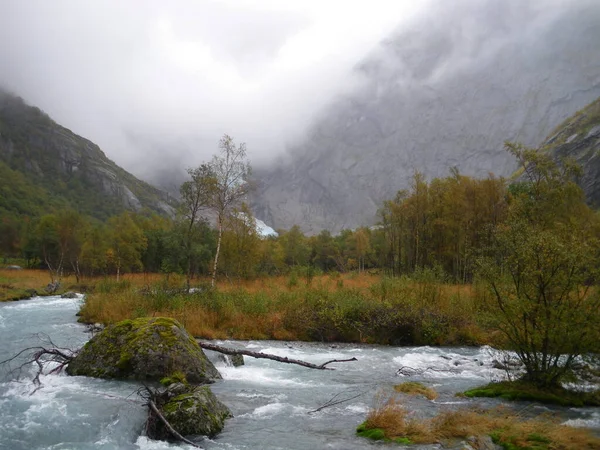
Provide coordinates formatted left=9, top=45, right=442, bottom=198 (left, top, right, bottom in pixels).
left=542, top=96, right=600, bottom=205
left=254, top=0, right=600, bottom=233
left=0, top=90, right=175, bottom=220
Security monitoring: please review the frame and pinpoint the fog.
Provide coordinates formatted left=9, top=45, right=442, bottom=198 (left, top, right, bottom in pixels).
left=0, top=0, right=588, bottom=187
left=0, top=0, right=426, bottom=184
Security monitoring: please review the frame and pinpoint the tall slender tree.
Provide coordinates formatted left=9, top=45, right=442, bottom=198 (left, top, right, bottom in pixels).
left=207, top=134, right=252, bottom=287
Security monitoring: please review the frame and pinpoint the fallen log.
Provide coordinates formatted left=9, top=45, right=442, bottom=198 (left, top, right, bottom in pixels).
left=198, top=341, right=357, bottom=370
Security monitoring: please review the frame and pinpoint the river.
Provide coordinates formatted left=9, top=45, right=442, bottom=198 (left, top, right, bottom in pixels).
left=1, top=295, right=598, bottom=449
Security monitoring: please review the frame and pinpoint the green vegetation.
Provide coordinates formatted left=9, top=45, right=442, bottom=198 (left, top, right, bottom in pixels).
left=463, top=381, right=600, bottom=407
left=477, top=143, right=600, bottom=388
left=0, top=93, right=171, bottom=224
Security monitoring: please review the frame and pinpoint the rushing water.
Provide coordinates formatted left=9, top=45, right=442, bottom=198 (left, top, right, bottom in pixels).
left=1, top=296, right=598, bottom=450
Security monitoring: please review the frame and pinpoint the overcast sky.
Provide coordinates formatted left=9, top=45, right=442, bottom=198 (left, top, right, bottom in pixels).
left=0, top=0, right=430, bottom=181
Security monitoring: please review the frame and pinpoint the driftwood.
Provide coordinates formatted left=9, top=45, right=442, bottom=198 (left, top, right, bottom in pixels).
left=309, top=389, right=366, bottom=413
left=396, top=365, right=461, bottom=376
left=0, top=334, right=77, bottom=393
left=198, top=341, right=357, bottom=370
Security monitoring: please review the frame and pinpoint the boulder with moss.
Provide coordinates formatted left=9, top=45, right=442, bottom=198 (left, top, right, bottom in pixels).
left=148, top=382, right=232, bottom=440
left=66, top=317, right=221, bottom=383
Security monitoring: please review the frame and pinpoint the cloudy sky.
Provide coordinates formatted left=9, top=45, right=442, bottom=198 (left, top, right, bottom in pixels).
left=0, top=0, right=429, bottom=182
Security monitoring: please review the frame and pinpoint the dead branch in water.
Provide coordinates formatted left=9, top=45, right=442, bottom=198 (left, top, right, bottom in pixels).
left=0, top=333, right=78, bottom=393
left=309, top=389, right=367, bottom=413
left=396, top=365, right=460, bottom=376
left=198, top=341, right=358, bottom=370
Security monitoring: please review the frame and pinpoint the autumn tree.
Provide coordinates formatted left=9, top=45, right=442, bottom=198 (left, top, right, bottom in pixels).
left=179, top=164, right=216, bottom=289
left=353, top=227, right=371, bottom=273
left=206, top=134, right=252, bottom=287
left=477, top=143, right=600, bottom=387
left=219, top=204, right=262, bottom=279
left=281, top=225, right=310, bottom=267
left=106, top=212, right=147, bottom=281
left=35, top=210, right=86, bottom=282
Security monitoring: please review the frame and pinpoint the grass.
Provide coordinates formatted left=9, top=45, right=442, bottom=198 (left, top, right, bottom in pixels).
left=74, top=273, right=492, bottom=345
left=463, top=381, right=600, bottom=407
left=358, top=394, right=600, bottom=449
left=0, top=268, right=80, bottom=301
left=394, top=381, right=438, bottom=400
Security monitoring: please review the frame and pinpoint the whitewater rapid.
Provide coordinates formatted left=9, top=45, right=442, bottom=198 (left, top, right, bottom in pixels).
left=0, top=296, right=598, bottom=449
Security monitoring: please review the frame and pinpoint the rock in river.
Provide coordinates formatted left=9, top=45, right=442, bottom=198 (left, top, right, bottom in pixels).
left=66, top=317, right=221, bottom=384
left=147, top=382, right=232, bottom=440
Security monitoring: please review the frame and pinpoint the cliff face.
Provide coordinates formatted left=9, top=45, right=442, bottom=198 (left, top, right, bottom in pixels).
left=254, top=0, right=600, bottom=234
left=0, top=91, right=174, bottom=220
left=543, top=97, right=600, bottom=206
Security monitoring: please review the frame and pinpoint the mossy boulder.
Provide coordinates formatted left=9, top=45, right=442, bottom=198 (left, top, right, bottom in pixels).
left=66, top=317, right=221, bottom=383
left=148, top=383, right=232, bottom=440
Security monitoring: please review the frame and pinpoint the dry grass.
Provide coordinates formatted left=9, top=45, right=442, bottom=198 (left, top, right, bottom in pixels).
left=0, top=269, right=79, bottom=301
left=74, top=272, right=492, bottom=344
left=362, top=395, right=600, bottom=449
left=394, top=381, right=438, bottom=400
left=1, top=270, right=489, bottom=345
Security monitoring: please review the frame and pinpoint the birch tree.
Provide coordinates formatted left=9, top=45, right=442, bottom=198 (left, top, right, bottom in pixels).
left=208, top=134, right=252, bottom=287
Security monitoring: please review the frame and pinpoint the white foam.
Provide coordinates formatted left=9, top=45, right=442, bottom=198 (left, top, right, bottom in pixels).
left=5, top=297, right=80, bottom=310
left=135, top=435, right=194, bottom=449
left=344, top=404, right=369, bottom=414
left=219, top=366, right=318, bottom=387
left=563, top=414, right=600, bottom=428
left=393, top=347, right=510, bottom=380
left=236, top=392, right=288, bottom=401
left=243, top=402, right=310, bottom=419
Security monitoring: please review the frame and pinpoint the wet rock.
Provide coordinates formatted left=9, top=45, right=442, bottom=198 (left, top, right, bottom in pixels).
left=148, top=383, right=232, bottom=440
left=45, top=281, right=60, bottom=294
left=61, top=291, right=78, bottom=298
left=217, top=353, right=245, bottom=367
left=66, top=317, right=221, bottom=384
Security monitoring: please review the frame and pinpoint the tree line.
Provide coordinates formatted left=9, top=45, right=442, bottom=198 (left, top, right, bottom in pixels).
left=1, top=140, right=599, bottom=292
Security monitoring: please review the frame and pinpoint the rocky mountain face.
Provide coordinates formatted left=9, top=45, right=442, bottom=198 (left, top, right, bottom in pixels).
left=254, top=0, right=600, bottom=234
left=544, top=97, right=600, bottom=205
left=0, top=90, right=175, bottom=220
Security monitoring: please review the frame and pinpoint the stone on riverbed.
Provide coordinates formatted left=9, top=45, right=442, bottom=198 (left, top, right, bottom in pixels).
left=148, top=382, right=232, bottom=440
left=66, top=317, right=221, bottom=383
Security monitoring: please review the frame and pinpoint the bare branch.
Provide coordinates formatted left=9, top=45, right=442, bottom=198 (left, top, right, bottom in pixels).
left=148, top=399, right=203, bottom=449
left=198, top=341, right=357, bottom=370
left=396, top=365, right=461, bottom=376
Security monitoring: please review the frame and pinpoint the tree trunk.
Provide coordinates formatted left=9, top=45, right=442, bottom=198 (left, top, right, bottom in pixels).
left=211, top=215, right=223, bottom=288
left=198, top=341, right=357, bottom=370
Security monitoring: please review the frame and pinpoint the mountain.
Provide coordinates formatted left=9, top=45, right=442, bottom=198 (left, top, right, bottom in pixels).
left=542, top=96, right=600, bottom=205
left=0, top=90, right=175, bottom=221
left=253, top=0, right=600, bottom=234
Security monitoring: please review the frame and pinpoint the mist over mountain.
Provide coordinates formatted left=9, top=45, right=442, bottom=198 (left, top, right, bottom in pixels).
left=0, top=90, right=175, bottom=221
left=253, top=0, right=600, bottom=233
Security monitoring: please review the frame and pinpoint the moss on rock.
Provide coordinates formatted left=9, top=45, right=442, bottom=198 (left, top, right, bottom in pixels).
left=148, top=383, right=232, bottom=440
left=66, top=317, right=221, bottom=384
